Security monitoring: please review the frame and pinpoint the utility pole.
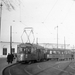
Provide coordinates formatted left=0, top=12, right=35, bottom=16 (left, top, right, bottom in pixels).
left=64, top=37, right=66, bottom=49
left=10, top=26, right=12, bottom=54
left=54, top=26, right=58, bottom=49
left=0, top=2, right=2, bottom=55
left=73, top=45, right=74, bottom=49
left=36, top=38, right=38, bottom=44
left=57, top=26, right=58, bottom=49
left=0, top=2, right=2, bottom=41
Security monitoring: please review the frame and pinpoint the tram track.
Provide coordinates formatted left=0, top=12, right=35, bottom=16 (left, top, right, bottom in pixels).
left=58, top=61, right=75, bottom=75
left=21, top=61, right=60, bottom=75
left=2, top=62, right=21, bottom=75
left=34, top=64, right=58, bottom=75
left=56, top=60, right=75, bottom=75
left=2, top=60, right=75, bottom=75
left=17, top=61, right=73, bottom=75
left=30, top=60, right=74, bottom=75
left=58, top=61, right=72, bottom=75
left=2, top=61, right=36, bottom=75
left=13, top=60, right=58, bottom=75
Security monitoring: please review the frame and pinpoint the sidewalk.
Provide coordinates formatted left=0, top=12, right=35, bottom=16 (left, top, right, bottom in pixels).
left=0, top=58, right=16, bottom=75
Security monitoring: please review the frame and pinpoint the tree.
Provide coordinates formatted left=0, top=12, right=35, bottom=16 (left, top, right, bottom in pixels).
left=1, top=0, right=16, bottom=11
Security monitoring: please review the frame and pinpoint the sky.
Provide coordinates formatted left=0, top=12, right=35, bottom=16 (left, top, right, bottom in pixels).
left=1, top=0, right=75, bottom=47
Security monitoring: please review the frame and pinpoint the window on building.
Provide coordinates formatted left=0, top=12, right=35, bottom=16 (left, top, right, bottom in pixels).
left=3, top=48, right=7, bottom=55
left=11, top=48, right=15, bottom=53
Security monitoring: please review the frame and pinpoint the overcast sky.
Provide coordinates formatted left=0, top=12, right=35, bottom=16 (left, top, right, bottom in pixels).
left=1, top=0, right=75, bottom=46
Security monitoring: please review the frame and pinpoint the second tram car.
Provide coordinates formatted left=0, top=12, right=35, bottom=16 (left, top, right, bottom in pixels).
left=46, top=49, right=74, bottom=61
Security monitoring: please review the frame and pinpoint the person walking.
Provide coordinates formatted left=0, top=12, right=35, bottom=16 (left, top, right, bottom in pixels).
left=7, top=53, right=14, bottom=64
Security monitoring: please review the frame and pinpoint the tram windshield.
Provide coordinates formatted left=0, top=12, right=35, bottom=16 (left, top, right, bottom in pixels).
left=22, top=46, right=31, bottom=54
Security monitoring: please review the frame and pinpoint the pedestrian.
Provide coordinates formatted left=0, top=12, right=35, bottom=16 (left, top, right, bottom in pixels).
left=7, top=53, right=11, bottom=64
left=7, top=53, right=14, bottom=64
left=11, top=53, right=14, bottom=62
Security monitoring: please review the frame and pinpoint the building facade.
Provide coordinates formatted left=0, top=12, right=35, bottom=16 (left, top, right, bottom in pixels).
left=0, top=42, right=20, bottom=57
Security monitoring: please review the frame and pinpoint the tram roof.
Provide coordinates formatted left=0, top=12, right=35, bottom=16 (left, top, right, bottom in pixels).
left=18, top=43, right=44, bottom=49
left=47, top=48, right=72, bottom=51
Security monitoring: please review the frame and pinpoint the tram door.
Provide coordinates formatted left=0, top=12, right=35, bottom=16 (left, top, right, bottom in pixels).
left=37, top=49, right=41, bottom=61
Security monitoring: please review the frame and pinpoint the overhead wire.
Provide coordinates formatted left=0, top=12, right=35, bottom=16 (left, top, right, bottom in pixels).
left=17, top=0, right=59, bottom=24
left=18, top=0, right=28, bottom=26
left=61, top=1, right=75, bottom=24
left=52, top=0, right=71, bottom=25
left=42, top=0, right=59, bottom=23
left=18, top=0, right=74, bottom=25
left=18, top=0, right=21, bottom=22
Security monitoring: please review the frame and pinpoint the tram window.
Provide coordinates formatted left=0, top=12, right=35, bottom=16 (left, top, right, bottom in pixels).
left=66, top=51, right=68, bottom=54
left=28, top=49, right=31, bottom=53
left=52, top=51, right=56, bottom=54
left=22, top=48, right=25, bottom=52
left=56, top=51, right=58, bottom=54
left=64, top=51, right=67, bottom=54
left=24, top=48, right=25, bottom=51
left=38, top=49, right=41, bottom=52
left=34, top=48, right=37, bottom=53
left=3, top=48, right=7, bottom=55
left=57, top=51, right=60, bottom=54
left=68, top=51, right=71, bottom=54
left=19, top=47, right=22, bottom=52
left=25, top=47, right=31, bottom=54
left=53, top=51, right=56, bottom=54
left=50, top=51, right=52, bottom=54
left=31, top=48, right=36, bottom=53
left=62, top=52, right=63, bottom=54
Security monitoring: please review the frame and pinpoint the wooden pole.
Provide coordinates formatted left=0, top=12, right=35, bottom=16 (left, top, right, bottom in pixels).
left=10, top=26, right=12, bottom=54
left=57, top=26, right=58, bottom=49
left=0, top=3, right=2, bottom=41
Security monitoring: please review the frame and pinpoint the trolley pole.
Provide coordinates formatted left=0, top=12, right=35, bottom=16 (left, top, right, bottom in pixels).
left=10, top=26, right=12, bottom=54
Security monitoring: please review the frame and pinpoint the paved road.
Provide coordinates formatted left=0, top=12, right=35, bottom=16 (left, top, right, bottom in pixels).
left=0, top=58, right=16, bottom=75
left=0, top=58, right=8, bottom=75
left=2, top=59, right=75, bottom=75
left=2, top=60, right=59, bottom=75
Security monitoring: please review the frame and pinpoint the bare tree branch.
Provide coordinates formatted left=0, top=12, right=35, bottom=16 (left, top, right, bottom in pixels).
left=2, top=0, right=15, bottom=11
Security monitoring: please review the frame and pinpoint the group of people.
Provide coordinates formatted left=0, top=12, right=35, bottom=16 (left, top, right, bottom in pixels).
left=7, top=53, right=14, bottom=64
